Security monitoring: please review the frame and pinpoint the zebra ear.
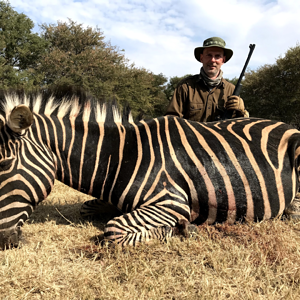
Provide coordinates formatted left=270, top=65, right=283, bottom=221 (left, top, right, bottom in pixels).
left=8, top=105, right=34, bottom=134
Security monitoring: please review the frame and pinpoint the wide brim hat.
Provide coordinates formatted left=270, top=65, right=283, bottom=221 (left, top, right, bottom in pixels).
left=194, top=37, right=233, bottom=63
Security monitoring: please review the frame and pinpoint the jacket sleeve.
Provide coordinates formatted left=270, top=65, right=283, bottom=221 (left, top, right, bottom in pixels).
left=164, top=84, right=187, bottom=118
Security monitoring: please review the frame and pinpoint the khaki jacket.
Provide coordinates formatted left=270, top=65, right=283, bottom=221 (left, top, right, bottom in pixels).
left=165, top=74, right=246, bottom=122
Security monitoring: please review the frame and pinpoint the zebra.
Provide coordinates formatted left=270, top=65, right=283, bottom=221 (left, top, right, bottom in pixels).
left=0, top=92, right=300, bottom=249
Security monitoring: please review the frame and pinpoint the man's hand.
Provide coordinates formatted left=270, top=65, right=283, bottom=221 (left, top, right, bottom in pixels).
left=225, top=95, right=245, bottom=113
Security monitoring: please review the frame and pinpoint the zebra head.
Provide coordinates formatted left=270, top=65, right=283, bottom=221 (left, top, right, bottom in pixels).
left=0, top=102, right=56, bottom=249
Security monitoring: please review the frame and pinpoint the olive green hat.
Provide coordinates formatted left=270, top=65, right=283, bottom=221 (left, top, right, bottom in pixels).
left=194, top=37, right=233, bottom=63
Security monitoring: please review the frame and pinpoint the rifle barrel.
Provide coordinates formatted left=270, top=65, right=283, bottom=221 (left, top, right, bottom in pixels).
left=221, top=44, right=255, bottom=120
left=233, top=44, right=255, bottom=96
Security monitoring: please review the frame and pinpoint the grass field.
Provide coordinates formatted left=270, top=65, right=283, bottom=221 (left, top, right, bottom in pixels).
left=1, top=181, right=300, bottom=299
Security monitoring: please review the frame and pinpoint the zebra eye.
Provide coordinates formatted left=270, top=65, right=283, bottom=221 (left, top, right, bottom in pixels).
left=0, top=158, right=15, bottom=171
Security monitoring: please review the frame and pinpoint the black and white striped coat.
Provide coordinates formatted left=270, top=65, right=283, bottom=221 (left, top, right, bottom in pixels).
left=0, top=93, right=299, bottom=248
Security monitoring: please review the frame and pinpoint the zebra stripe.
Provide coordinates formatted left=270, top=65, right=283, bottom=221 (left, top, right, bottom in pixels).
left=1, top=93, right=300, bottom=248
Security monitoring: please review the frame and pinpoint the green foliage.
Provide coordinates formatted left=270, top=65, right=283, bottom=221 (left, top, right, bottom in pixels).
left=36, top=20, right=120, bottom=91
left=242, top=44, right=300, bottom=126
left=225, top=77, right=238, bottom=86
left=33, top=19, right=168, bottom=118
left=3, top=0, right=300, bottom=121
left=148, top=73, right=169, bottom=117
left=0, top=1, right=49, bottom=89
left=0, top=4, right=169, bottom=117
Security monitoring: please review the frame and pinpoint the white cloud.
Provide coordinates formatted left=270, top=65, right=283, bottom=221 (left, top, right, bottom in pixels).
left=8, top=0, right=300, bottom=80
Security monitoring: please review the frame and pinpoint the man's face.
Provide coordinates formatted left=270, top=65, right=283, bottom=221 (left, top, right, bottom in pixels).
left=200, top=47, right=226, bottom=79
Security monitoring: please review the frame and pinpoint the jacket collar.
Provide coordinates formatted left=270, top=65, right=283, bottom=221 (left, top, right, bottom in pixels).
left=197, top=74, right=225, bottom=88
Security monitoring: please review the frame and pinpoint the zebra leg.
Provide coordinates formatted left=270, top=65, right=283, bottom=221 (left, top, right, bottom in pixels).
left=103, top=203, right=191, bottom=246
left=80, top=199, right=122, bottom=219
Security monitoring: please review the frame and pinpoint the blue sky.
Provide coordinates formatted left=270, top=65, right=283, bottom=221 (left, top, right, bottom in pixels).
left=9, top=0, right=300, bottom=80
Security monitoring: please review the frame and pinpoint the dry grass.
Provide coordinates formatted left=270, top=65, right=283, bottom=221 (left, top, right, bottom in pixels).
left=1, top=181, right=300, bottom=299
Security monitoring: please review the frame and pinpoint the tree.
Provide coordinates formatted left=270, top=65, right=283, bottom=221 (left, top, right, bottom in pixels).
left=0, top=6, right=168, bottom=117
left=34, top=19, right=168, bottom=117
left=242, top=44, right=300, bottom=126
left=35, top=19, right=122, bottom=93
left=225, top=77, right=238, bottom=86
left=0, top=1, right=48, bottom=89
left=148, top=73, right=168, bottom=117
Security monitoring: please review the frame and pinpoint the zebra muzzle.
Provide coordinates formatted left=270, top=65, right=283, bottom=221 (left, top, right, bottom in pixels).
left=0, top=227, right=22, bottom=250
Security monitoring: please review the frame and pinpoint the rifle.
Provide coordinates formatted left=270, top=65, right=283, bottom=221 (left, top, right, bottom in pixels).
left=221, top=44, right=256, bottom=120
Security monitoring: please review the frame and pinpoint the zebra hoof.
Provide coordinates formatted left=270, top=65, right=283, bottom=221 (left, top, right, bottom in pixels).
left=0, top=227, right=22, bottom=250
left=285, top=198, right=300, bottom=219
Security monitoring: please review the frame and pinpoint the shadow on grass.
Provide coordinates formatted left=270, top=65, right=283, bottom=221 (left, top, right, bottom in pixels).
left=28, top=198, right=121, bottom=231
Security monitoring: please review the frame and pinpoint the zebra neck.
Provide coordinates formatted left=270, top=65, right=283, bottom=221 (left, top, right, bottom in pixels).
left=39, top=115, right=138, bottom=198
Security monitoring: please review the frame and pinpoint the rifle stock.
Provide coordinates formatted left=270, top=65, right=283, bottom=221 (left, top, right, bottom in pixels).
left=221, top=44, right=255, bottom=120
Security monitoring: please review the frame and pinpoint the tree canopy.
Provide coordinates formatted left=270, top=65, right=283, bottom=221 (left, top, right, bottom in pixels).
left=242, top=44, right=300, bottom=127
left=34, top=19, right=170, bottom=117
left=2, top=0, right=300, bottom=122
left=0, top=0, right=48, bottom=89
left=0, top=2, right=170, bottom=117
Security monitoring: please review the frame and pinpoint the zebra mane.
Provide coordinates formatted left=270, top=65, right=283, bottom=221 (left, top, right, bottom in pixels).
left=0, top=93, right=134, bottom=125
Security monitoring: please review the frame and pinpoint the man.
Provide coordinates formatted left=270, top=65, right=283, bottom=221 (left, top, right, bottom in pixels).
left=165, top=37, right=248, bottom=122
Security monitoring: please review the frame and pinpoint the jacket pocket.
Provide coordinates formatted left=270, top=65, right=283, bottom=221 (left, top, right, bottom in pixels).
left=189, top=103, right=204, bottom=121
